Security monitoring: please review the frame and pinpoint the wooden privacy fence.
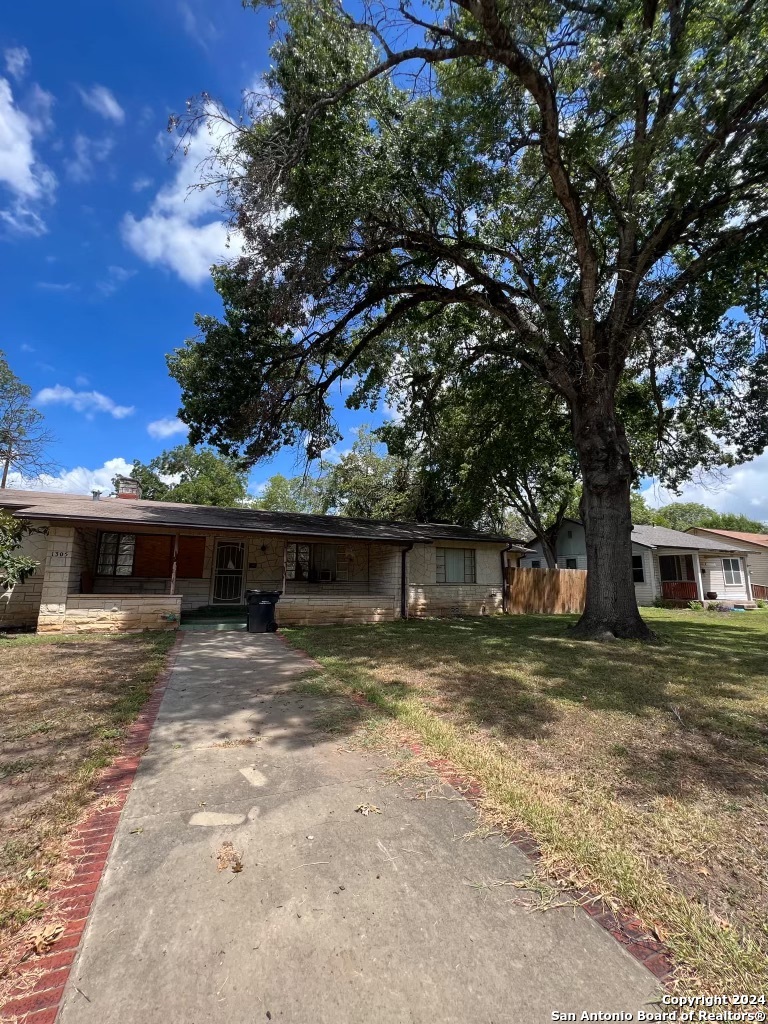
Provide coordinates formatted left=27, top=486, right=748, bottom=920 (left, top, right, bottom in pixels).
left=505, top=567, right=587, bottom=615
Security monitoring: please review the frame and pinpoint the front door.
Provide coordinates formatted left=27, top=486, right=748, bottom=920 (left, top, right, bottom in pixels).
left=212, top=541, right=245, bottom=604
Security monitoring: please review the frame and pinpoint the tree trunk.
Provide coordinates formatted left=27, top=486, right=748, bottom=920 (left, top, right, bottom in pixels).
left=541, top=534, right=558, bottom=568
left=1, top=451, right=10, bottom=489
left=570, top=387, right=653, bottom=640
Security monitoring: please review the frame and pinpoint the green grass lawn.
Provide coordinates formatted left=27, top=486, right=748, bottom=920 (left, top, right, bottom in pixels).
left=285, top=608, right=768, bottom=995
left=0, top=630, right=175, bottom=981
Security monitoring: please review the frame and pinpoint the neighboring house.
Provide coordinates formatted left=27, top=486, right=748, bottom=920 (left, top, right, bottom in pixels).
left=519, top=518, right=754, bottom=606
left=0, top=482, right=527, bottom=634
left=688, top=528, right=768, bottom=600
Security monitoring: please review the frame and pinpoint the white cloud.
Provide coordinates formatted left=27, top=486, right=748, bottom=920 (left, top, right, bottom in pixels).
left=65, top=133, right=114, bottom=183
left=7, top=456, right=134, bottom=494
left=96, top=264, right=135, bottom=297
left=4, top=47, right=30, bottom=81
left=643, top=452, right=768, bottom=523
left=147, top=416, right=187, bottom=440
left=35, top=384, right=135, bottom=419
left=20, top=342, right=35, bottom=352
left=36, top=281, right=76, bottom=292
left=75, top=374, right=89, bottom=386
left=132, top=175, right=153, bottom=192
left=121, top=112, right=241, bottom=285
left=77, top=84, right=125, bottom=124
left=0, top=76, right=56, bottom=234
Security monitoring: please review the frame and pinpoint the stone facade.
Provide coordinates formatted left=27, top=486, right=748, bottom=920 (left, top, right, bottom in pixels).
left=406, top=541, right=507, bottom=618
left=1, top=516, right=510, bottom=633
left=0, top=525, right=49, bottom=629
left=40, top=595, right=182, bottom=634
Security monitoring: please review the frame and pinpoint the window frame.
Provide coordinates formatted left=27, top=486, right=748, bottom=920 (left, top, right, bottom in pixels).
left=96, top=531, right=136, bottom=577
left=285, top=542, right=346, bottom=583
left=722, top=557, right=743, bottom=586
left=631, top=554, right=645, bottom=583
left=436, top=547, right=477, bottom=584
left=565, top=557, right=578, bottom=570
left=530, top=560, right=541, bottom=569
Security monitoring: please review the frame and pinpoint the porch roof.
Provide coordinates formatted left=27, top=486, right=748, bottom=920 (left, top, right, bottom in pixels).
left=0, top=488, right=527, bottom=549
left=630, top=524, right=751, bottom=552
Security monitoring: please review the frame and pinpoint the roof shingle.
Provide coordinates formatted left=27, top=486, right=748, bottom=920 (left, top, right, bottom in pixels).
left=0, top=489, right=525, bottom=548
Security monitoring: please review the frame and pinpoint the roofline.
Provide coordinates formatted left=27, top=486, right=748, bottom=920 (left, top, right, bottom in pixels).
left=12, top=509, right=525, bottom=549
left=687, top=526, right=768, bottom=548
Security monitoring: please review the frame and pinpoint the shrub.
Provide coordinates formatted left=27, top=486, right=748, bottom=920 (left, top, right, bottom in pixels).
left=688, top=600, right=704, bottom=610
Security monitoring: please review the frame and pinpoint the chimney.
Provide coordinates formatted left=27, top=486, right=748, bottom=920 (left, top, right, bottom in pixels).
left=114, top=476, right=142, bottom=500
left=91, top=489, right=102, bottom=502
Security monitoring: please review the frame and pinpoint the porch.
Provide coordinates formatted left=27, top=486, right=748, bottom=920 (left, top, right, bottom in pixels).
left=653, top=548, right=753, bottom=606
left=36, top=524, right=403, bottom=633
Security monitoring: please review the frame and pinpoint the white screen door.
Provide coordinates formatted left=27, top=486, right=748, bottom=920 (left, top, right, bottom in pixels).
left=212, top=541, right=245, bottom=604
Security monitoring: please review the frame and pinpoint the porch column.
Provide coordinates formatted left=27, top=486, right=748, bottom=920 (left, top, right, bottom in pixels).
left=744, top=557, right=753, bottom=601
left=693, top=552, right=704, bottom=602
left=169, top=534, right=179, bottom=595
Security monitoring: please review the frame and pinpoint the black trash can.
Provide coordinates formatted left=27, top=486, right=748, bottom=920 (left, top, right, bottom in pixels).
left=245, top=590, right=282, bottom=633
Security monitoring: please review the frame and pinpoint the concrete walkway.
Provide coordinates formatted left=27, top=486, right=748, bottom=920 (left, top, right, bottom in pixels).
left=58, top=633, right=660, bottom=1023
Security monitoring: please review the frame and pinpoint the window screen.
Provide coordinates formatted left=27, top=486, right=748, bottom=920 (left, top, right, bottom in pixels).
left=436, top=548, right=476, bottom=583
left=565, top=558, right=578, bottom=570
left=632, top=555, right=645, bottom=583
left=723, top=558, right=742, bottom=586
left=97, top=532, right=135, bottom=576
left=285, top=543, right=339, bottom=582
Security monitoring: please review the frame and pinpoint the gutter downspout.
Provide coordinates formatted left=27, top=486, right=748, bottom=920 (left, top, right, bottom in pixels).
left=501, top=544, right=517, bottom=614
left=400, top=543, right=414, bottom=620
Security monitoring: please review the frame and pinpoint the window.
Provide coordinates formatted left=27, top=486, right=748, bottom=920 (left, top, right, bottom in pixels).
left=436, top=548, right=476, bottom=584
left=658, top=554, right=695, bottom=582
left=567, top=530, right=573, bottom=539
left=285, top=542, right=346, bottom=582
left=97, top=532, right=135, bottom=576
left=723, top=558, right=743, bottom=586
left=530, top=560, right=541, bottom=569
left=565, top=558, right=578, bottom=570
left=632, top=554, right=645, bottom=583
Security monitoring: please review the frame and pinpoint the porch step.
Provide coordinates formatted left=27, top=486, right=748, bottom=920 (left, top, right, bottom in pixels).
left=182, top=605, right=247, bottom=620
left=180, top=620, right=248, bottom=632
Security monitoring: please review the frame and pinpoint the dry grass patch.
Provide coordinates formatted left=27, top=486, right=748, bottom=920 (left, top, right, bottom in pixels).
left=0, top=630, right=175, bottom=976
left=286, top=609, right=768, bottom=995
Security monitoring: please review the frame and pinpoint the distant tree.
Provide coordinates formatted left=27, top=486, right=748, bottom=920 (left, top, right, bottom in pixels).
left=712, top=512, right=767, bottom=533
left=0, top=511, right=40, bottom=598
left=656, top=501, right=766, bottom=532
left=0, top=351, right=56, bottom=487
left=253, top=472, right=327, bottom=513
left=123, top=446, right=249, bottom=507
left=382, top=356, right=580, bottom=564
left=322, top=427, right=421, bottom=520
left=630, top=493, right=663, bottom=526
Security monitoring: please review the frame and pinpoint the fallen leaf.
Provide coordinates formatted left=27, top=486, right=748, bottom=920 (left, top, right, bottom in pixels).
left=216, top=841, right=244, bottom=873
left=355, top=803, right=381, bottom=816
left=30, top=924, right=64, bottom=955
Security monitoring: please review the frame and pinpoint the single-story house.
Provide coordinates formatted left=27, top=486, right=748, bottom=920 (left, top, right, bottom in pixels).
left=687, top=527, right=768, bottom=601
left=0, top=482, right=528, bottom=634
left=518, top=518, right=755, bottom=606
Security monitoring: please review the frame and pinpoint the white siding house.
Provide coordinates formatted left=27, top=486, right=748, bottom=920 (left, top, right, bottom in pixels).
left=519, top=519, right=753, bottom=606
left=688, top=528, right=768, bottom=599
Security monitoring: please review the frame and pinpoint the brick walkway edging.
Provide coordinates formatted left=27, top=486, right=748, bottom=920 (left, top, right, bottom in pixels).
left=279, top=631, right=675, bottom=988
left=0, top=632, right=184, bottom=1024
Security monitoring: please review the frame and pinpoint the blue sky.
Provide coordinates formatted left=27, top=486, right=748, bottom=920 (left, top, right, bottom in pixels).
left=0, top=0, right=384, bottom=497
left=2, top=1, right=766, bottom=518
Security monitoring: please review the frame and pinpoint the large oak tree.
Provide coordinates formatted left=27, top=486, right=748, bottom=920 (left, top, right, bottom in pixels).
left=169, top=0, right=768, bottom=639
